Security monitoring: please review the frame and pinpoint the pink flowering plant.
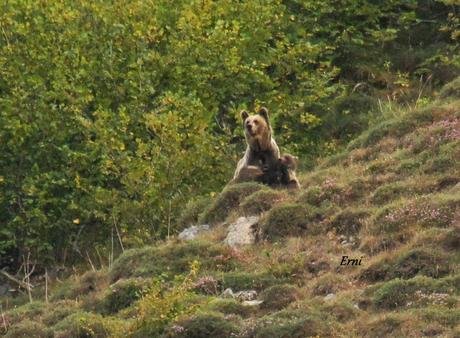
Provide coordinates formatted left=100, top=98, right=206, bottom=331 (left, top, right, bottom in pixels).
left=376, top=197, right=455, bottom=233
left=404, top=117, right=460, bottom=152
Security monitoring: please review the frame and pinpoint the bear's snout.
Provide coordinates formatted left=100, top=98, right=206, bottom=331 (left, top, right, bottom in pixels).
left=246, top=121, right=253, bottom=131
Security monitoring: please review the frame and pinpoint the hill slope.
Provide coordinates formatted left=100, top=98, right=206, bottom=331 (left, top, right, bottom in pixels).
left=1, top=79, right=460, bottom=337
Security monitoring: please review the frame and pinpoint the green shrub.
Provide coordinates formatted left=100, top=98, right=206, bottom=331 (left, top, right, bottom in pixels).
left=398, top=159, right=423, bottom=174
left=260, top=284, right=299, bottom=310
left=207, top=298, right=253, bottom=317
left=110, top=240, right=239, bottom=281
left=4, top=319, right=52, bottom=338
left=371, top=183, right=408, bottom=205
left=392, top=248, right=451, bottom=279
left=348, top=118, right=415, bottom=150
left=320, top=300, right=358, bottom=322
left=247, top=308, right=337, bottom=338
left=326, top=93, right=377, bottom=140
left=311, top=273, right=348, bottom=296
left=53, top=312, right=111, bottom=338
left=319, top=150, right=349, bottom=168
left=42, top=300, right=79, bottom=326
left=327, top=208, right=369, bottom=235
left=198, top=182, right=265, bottom=225
left=51, top=270, right=108, bottom=301
left=439, top=76, right=460, bottom=98
left=240, top=189, right=286, bottom=215
left=365, top=157, right=395, bottom=175
left=218, top=271, right=282, bottom=291
left=415, top=306, right=460, bottom=327
left=441, top=225, right=460, bottom=250
left=358, top=314, right=406, bottom=338
left=259, top=203, right=328, bottom=240
left=423, top=141, right=460, bottom=174
left=298, top=180, right=345, bottom=207
left=163, top=312, right=241, bottom=338
left=372, top=276, right=457, bottom=310
left=298, top=186, right=324, bottom=206
left=99, top=278, right=150, bottom=314
left=3, top=301, right=47, bottom=326
left=176, top=196, right=212, bottom=230
left=129, top=267, right=199, bottom=338
left=361, top=248, right=452, bottom=282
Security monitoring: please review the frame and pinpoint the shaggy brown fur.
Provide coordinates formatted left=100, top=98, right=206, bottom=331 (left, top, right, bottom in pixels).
left=259, top=154, right=300, bottom=189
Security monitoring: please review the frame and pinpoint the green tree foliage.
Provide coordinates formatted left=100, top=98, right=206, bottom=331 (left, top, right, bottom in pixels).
left=0, top=0, right=458, bottom=265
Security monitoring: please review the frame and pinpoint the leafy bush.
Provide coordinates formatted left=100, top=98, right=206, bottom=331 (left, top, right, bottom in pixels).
left=260, top=284, right=300, bottom=310
left=439, top=76, right=460, bottom=98
left=52, top=312, right=113, bottom=338
left=240, top=189, right=286, bottom=216
left=311, top=273, right=348, bottom=296
left=163, top=312, right=241, bottom=338
left=198, top=182, right=264, bottom=225
left=246, top=308, right=338, bottom=338
left=99, top=278, right=150, bottom=314
left=176, top=197, right=212, bottom=229
left=298, top=179, right=346, bottom=207
left=360, top=248, right=452, bottom=282
left=207, top=298, right=253, bottom=317
left=51, top=270, right=108, bottom=301
left=357, top=313, right=408, bottom=338
left=110, top=240, right=240, bottom=282
left=42, top=300, right=79, bottom=326
left=371, top=276, right=458, bottom=309
left=326, top=208, right=370, bottom=235
left=371, top=182, right=410, bottom=205
left=259, top=203, right=330, bottom=240
left=3, top=301, right=47, bottom=326
left=129, top=262, right=199, bottom=337
left=218, top=271, right=283, bottom=291
left=4, top=320, right=52, bottom=338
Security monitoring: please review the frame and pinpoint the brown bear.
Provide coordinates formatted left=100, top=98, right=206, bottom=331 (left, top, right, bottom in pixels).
left=260, top=154, right=301, bottom=189
left=232, top=107, right=280, bottom=183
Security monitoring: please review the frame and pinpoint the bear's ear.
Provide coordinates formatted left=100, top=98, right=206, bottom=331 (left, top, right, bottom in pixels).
left=258, top=107, right=270, bottom=124
left=290, top=156, right=299, bottom=169
left=281, top=154, right=298, bottom=169
left=241, top=110, right=249, bottom=121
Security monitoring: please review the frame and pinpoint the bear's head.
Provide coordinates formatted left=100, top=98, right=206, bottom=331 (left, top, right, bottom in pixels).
left=240, top=107, right=272, bottom=147
left=279, top=154, right=298, bottom=170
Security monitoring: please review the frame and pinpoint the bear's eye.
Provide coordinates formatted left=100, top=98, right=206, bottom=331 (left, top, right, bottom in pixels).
left=254, top=120, right=258, bottom=125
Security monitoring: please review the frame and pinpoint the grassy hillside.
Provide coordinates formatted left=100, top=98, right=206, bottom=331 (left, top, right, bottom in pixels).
left=1, top=79, right=459, bottom=337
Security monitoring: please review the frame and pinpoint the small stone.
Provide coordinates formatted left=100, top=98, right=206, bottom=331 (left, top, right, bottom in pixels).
left=242, top=300, right=263, bottom=306
left=324, top=293, right=336, bottom=301
left=178, top=224, right=210, bottom=240
left=221, top=288, right=234, bottom=298
left=223, top=216, right=259, bottom=248
left=234, top=290, right=257, bottom=301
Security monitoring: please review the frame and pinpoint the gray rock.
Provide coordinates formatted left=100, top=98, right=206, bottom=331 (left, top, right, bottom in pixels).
left=223, top=216, right=259, bottom=247
left=242, top=300, right=263, bottom=306
left=324, top=293, right=336, bottom=301
left=221, top=288, right=234, bottom=298
left=178, top=224, right=210, bottom=240
left=234, top=290, right=257, bottom=301
left=221, top=288, right=258, bottom=302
